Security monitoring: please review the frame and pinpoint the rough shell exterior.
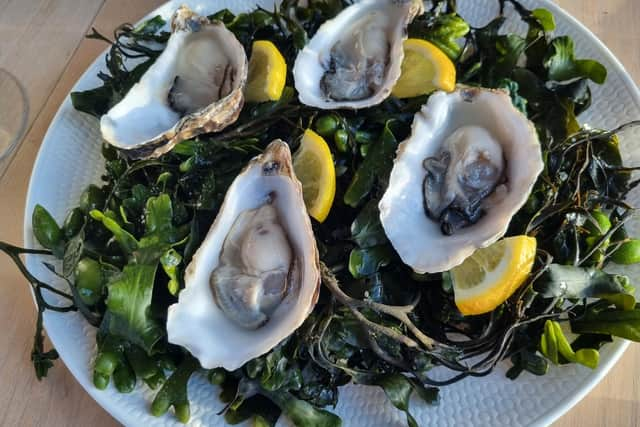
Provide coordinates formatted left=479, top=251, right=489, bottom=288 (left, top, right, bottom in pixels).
left=379, top=86, right=544, bottom=273
left=99, top=5, right=248, bottom=159
left=166, top=140, right=320, bottom=370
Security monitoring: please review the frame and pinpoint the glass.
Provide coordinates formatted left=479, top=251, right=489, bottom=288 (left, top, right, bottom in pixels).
left=0, top=68, right=29, bottom=181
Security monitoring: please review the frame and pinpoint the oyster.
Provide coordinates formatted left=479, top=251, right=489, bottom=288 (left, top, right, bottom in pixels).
left=293, top=0, right=424, bottom=109
left=167, top=141, right=320, bottom=370
left=100, top=6, right=248, bottom=159
left=210, top=202, right=296, bottom=330
left=379, top=87, right=544, bottom=273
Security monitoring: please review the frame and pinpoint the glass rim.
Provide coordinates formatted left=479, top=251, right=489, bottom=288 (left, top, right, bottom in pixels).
left=0, top=67, right=29, bottom=163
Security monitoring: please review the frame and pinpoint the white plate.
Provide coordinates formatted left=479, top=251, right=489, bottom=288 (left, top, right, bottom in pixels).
left=23, top=1, right=640, bottom=426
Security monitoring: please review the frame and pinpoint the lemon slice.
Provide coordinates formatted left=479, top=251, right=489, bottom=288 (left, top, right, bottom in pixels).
left=451, top=236, right=537, bottom=316
left=293, top=129, right=336, bottom=223
left=245, top=40, right=287, bottom=103
left=392, top=39, right=456, bottom=99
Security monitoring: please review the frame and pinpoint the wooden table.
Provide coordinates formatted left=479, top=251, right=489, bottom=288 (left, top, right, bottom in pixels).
left=0, top=1, right=638, bottom=426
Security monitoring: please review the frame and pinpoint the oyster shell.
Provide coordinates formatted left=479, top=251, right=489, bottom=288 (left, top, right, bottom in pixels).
left=293, top=0, right=424, bottom=110
left=166, top=141, right=320, bottom=370
left=379, top=87, right=544, bottom=273
left=100, top=6, right=248, bottom=159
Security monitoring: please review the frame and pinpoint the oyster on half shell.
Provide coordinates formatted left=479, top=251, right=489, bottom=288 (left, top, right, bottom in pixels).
left=293, top=0, right=424, bottom=110
left=100, top=6, right=248, bottom=159
left=167, top=141, right=320, bottom=370
left=379, top=87, right=544, bottom=273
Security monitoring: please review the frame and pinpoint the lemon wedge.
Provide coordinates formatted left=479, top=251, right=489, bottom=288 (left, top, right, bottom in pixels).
left=392, top=38, right=456, bottom=98
left=451, top=236, right=536, bottom=316
left=293, top=129, right=336, bottom=223
left=245, top=40, right=287, bottom=103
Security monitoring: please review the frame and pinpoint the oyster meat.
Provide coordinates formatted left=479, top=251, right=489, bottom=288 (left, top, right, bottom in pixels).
left=210, top=202, right=296, bottom=330
left=293, top=0, right=424, bottom=110
left=422, top=126, right=505, bottom=235
left=167, top=141, right=320, bottom=370
left=100, top=6, right=248, bottom=159
left=379, top=87, right=544, bottom=273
